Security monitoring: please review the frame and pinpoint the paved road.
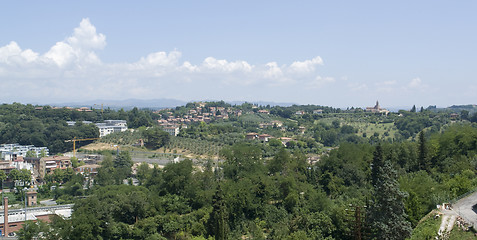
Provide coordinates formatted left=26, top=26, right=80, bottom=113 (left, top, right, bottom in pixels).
left=39, top=199, right=57, bottom=206
left=131, top=157, right=173, bottom=165
left=453, top=191, right=477, bottom=228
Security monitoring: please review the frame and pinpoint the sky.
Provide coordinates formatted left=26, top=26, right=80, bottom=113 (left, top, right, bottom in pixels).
left=1, top=1, right=476, bottom=109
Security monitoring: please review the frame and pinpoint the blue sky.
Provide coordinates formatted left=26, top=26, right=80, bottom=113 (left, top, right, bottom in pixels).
left=1, top=1, right=476, bottom=108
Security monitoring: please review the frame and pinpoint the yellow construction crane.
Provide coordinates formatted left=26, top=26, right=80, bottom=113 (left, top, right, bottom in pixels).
left=65, top=137, right=100, bottom=158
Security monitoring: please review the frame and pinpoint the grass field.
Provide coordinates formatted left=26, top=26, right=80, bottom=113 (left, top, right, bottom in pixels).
left=316, top=116, right=398, bottom=141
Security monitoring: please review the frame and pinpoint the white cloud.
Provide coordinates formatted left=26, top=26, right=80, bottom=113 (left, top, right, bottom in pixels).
left=307, top=76, right=335, bottom=88
left=0, top=18, right=335, bottom=103
left=202, top=57, right=253, bottom=72
left=67, top=18, right=106, bottom=50
left=263, top=62, right=284, bottom=80
left=408, top=77, right=422, bottom=88
left=138, top=50, right=181, bottom=68
left=288, top=56, right=323, bottom=73
left=181, top=61, right=199, bottom=72
left=43, top=41, right=76, bottom=67
left=43, top=18, right=105, bottom=67
left=0, top=41, right=39, bottom=64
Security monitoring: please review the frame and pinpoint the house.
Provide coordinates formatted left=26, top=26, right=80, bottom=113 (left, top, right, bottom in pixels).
left=279, top=137, right=293, bottom=146
left=0, top=162, right=15, bottom=176
left=313, top=109, right=323, bottom=114
left=298, top=126, right=306, bottom=134
left=75, top=164, right=100, bottom=177
left=76, top=107, right=92, bottom=112
left=258, top=134, right=272, bottom=142
left=258, top=110, right=270, bottom=114
left=271, top=120, right=283, bottom=127
left=246, top=133, right=259, bottom=140
left=12, top=158, right=34, bottom=173
left=259, top=123, right=273, bottom=128
left=163, top=126, right=180, bottom=136
left=39, top=156, right=71, bottom=179
left=295, top=111, right=305, bottom=115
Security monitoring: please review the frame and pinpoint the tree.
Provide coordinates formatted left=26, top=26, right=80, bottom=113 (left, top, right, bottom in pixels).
left=136, top=162, right=152, bottom=185
left=39, top=149, right=48, bottom=158
left=417, top=131, right=429, bottom=172
left=114, top=151, right=133, bottom=184
left=96, top=154, right=115, bottom=186
left=268, top=148, right=290, bottom=174
left=368, top=145, right=412, bottom=239
left=461, top=110, right=470, bottom=120
left=8, top=169, right=31, bottom=183
left=161, top=159, right=193, bottom=196
left=17, top=220, right=49, bottom=240
left=0, top=170, right=7, bottom=183
left=410, top=105, right=416, bottom=113
left=143, top=127, right=170, bottom=149
left=221, top=144, right=264, bottom=180
left=26, top=150, right=37, bottom=158
left=71, top=157, right=81, bottom=168
left=209, top=185, right=229, bottom=240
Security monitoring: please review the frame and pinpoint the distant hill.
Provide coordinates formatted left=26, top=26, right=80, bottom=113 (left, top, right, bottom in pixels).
left=227, top=100, right=296, bottom=107
left=48, top=98, right=188, bottom=110
left=428, top=104, right=477, bottom=114
left=45, top=99, right=296, bottom=110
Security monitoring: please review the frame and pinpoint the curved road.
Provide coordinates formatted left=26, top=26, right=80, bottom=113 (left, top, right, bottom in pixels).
left=453, top=191, right=477, bottom=228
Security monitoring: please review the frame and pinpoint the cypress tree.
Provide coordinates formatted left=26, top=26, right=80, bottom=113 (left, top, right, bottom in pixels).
left=209, top=185, right=229, bottom=240
left=417, top=131, right=429, bottom=171
left=369, top=145, right=412, bottom=239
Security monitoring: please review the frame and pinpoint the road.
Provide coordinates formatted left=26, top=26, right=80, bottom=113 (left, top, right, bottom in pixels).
left=452, top=191, right=477, bottom=228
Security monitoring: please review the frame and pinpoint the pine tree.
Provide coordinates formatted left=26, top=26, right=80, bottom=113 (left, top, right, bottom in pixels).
left=410, top=105, right=416, bottom=113
left=368, top=145, right=412, bottom=239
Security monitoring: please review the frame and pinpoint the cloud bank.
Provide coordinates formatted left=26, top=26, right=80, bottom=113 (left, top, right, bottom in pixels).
left=0, top=18, right=337, bottom=104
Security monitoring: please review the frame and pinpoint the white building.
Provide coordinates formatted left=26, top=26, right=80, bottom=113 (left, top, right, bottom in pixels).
left=95, top=120, right=128, bottom=137
left=0, top=144, right=49, bottom=160
left=163, top=126, right=180, bottom=136
left=67, top=120, right=93, bottom=126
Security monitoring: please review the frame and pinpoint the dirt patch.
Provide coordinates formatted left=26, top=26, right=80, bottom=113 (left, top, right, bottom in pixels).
left=80, top=142, right=117, bottom=151
left=80, top=143, right=219, bottom=160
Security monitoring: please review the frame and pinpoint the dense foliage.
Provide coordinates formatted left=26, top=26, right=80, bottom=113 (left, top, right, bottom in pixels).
left=15, top=123, right=477, bottom=239
left=0, top=104, right=158, bottom=153
left=7, top=101, right=477, bottom=239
